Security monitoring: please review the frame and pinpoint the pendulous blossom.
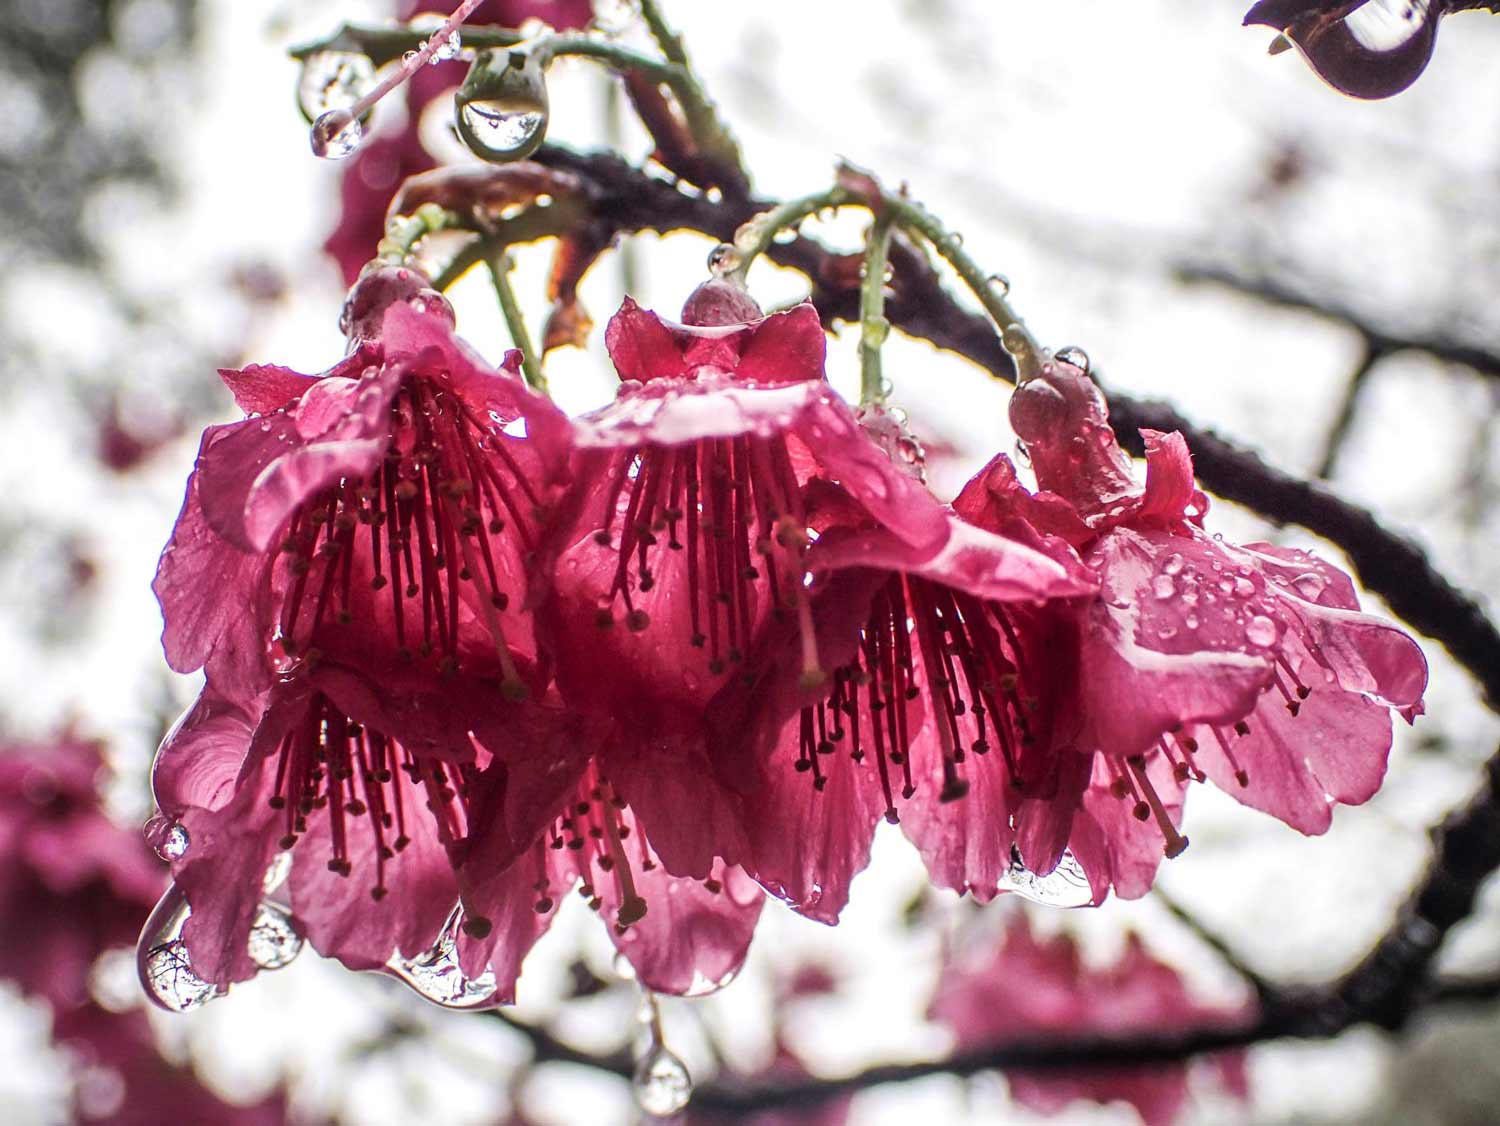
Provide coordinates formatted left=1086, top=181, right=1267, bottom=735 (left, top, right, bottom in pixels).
left=930, top=914, right=1251, bottom=1126
left=947, top=353, right=1429, bottom=899
left=153, top=265, right=570, bottom=703
left=706, top=404, right=1097, bottom=922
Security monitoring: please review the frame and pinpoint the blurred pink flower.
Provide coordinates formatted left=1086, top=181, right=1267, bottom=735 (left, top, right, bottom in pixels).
left=0, top=736, right=163, bottom=1010
left=930, top=917, right=1251, bottom=1126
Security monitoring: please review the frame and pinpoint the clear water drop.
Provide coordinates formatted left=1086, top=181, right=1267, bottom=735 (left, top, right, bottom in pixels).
left=311, top=108, right=362, bottom=159
left=707, top=242, right=743, bottom=277
left=1184, top=613, right=1200, bottom=630
left=247, top=902, right=303, bottom=971
left=143, top=814, right=189, bottom=861
left=1245, top=614, right=1278, bottom=647
left=297, top=51, right=374, bottom=121
left=999, top=846, right=1093, bottom=907
left=1055, top=345, right=1091, bottom=375
left=429, top=29, right=462, bottom=62
left=987, top=273, right=1011, bottom=296
left=1151, top=574, right=1176, bottom=600
left=261, top=850, right=292, bottom=894
left=1292, top=572, right=1327, bottom=601
left=1161, top=553, right=1185, bottom=576
left=458, top=103, right=547, bottom=161
left=633, top=1046, right=693, bottom=1117
left=137, top=886, right=219, bottom=1012
left=1233, top=576, right=1255, bottom=598
left=385, top=905, right=499, bottom=1009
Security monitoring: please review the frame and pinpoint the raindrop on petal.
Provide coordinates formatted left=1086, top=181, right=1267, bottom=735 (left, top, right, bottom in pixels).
left=1161, top=553, right=1185, bottom=576
left=143, top=814, right=189, bottom=861
left=384, top=905, right=499, bottom=1009
left=633, top=1045, right=693, bottom=1117
left=247, top=902, right=303, bottom=971
left=137, top=886, right=219, bottom=1012
left=1245, top=614, right=1279, bottom=647
left=1151, top=575, right=1176, bottom=600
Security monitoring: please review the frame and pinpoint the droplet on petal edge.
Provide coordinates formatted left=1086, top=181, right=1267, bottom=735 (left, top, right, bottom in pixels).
left=633, top=1045, right=693, bottom=1117
left=999, top=848, right=1094, bottom=908
left=143, top=814, right=190, bottom=861
left=311, top=108, right=363, bottom=159
left=247, top=902, right=304, bottom=971
left=384, top=905, right=499, bottom=1009
left=137, top=886, right=220, bottom=1012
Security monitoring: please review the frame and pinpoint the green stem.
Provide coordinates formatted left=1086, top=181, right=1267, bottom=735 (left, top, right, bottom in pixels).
left=530, top=34, right=688, bottom=87
left=486, top=252, right=548, bottom=395
left=879, top=195, right=1043, bottom=381
left=376, top=203, right=462, bottom=267
left=724, top=186, right=855, bottom=285
left=634, top=0, right=747, bottom=186
left=858, top=214, right=894, bottom=406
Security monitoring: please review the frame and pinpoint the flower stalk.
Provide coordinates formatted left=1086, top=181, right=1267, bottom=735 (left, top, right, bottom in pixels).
left=487, top=250, right=548, bottom=395
left=722, top=186, right=855, bottom=285
left=858, top=212, right=894, bottom=406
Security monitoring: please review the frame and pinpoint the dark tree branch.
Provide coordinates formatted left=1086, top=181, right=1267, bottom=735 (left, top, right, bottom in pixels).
left=1177, top=264, right=1500, bottom=382
left=1316, top=343, right=1382, bottom=480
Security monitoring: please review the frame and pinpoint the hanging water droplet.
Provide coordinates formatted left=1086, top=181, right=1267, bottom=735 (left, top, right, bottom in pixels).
left=613, top=951, right=638, bottom=981
left=1161, top=553, right=1185, bottom=576
left=311, top=108, right=363, bottom=159
left=1151, top=575, right=1176, bottom=600
left=143, top=814, right=189, bottom=861
left=706, top=242, right=743, bottom=277
left=633, top=1045, right=693, bottom=1117
left=455, top=48, right=550, bottom=162
left=999, top=846, right=1093, bottom=907
left=1055, top=345, right=1091, bottom=375
left=247, top=902, right=303, bottom=971
left=1245, top=614, right=1278, bottom=647
left=987, top=273, right=1011, bottom=296
left=137, top=886, right=219, bottom=1012
left=385, top=905, right=499, bottom=1009
left=458, top=102, right=546, bottom=159
left=261, top=850, right=292, bottom=894
left=297, top=51, right=374, bottom=121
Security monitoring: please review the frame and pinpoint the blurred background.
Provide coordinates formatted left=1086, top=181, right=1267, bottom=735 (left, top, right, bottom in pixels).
left=4, top=0, right=1500, bottom=1122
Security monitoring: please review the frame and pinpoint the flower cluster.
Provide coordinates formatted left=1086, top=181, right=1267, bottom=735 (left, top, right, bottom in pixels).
left=145, top=263, right=1426, bottom=1010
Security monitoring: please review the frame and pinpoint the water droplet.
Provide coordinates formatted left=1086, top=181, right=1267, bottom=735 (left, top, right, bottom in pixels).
left=1151, top=575, right=1176, bottom=600
left=1292, top=572, right=1327, bottom=601
left=137, top=886, right=219, bottom=1012
left=1055, top=345, right=1091, bottom=375
left=429, top=29, right=462, bottom=62
left=385, top=905, right=499, bottom=1009
left=1245, top=614, right=1278, bottom=647
left=458, top=103, right=547, bottom=161
left=311, top=108, right=363, bottom=159
left=261, top=850, right=292, bottom=895
left=1000, top=322, right=1032, bottom=357
left=987, top=273, right=1010, bottom=296
left=143, top=814, right=189, bottom=861
left=297, top=51, right=374, bottom=121
left=1000, top=846, right=1093, bottom=907
left=1233, top=576, right=1255, bottom=598
left=1161, top=553, right=1185, bottom=576
left=613, top=951, right=638, bottom=981
left=1184, top=613, right=1200, bottom=630
left=707, top=242, right=743, bottom=276
left=247, top=902, right=303, bottom=970
left=633, top=1046, right=693, bottom=1117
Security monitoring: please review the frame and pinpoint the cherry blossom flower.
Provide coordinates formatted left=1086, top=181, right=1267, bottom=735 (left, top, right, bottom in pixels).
left=537, top=282, right=955, bottom=736
left=0, top=736, right=163, bottom=1010
left=945, top=354, right=1430, bottom=899
left=704, top=404, right=1097, bottom=922
left=930, top=915, right=1251, bottom=1126
left=153, top=265, right=570, bottom=704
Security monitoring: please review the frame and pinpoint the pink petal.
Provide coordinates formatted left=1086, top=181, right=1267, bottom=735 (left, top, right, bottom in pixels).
left=607, top=861, right=763, bottom=996
left=732, top=303, right=827, bottom=384
left=1135, top=429, right=1197, bottom=523
left=605, top=297, right=685, bottom=382
left=218, top=364, right=317, bottom=416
